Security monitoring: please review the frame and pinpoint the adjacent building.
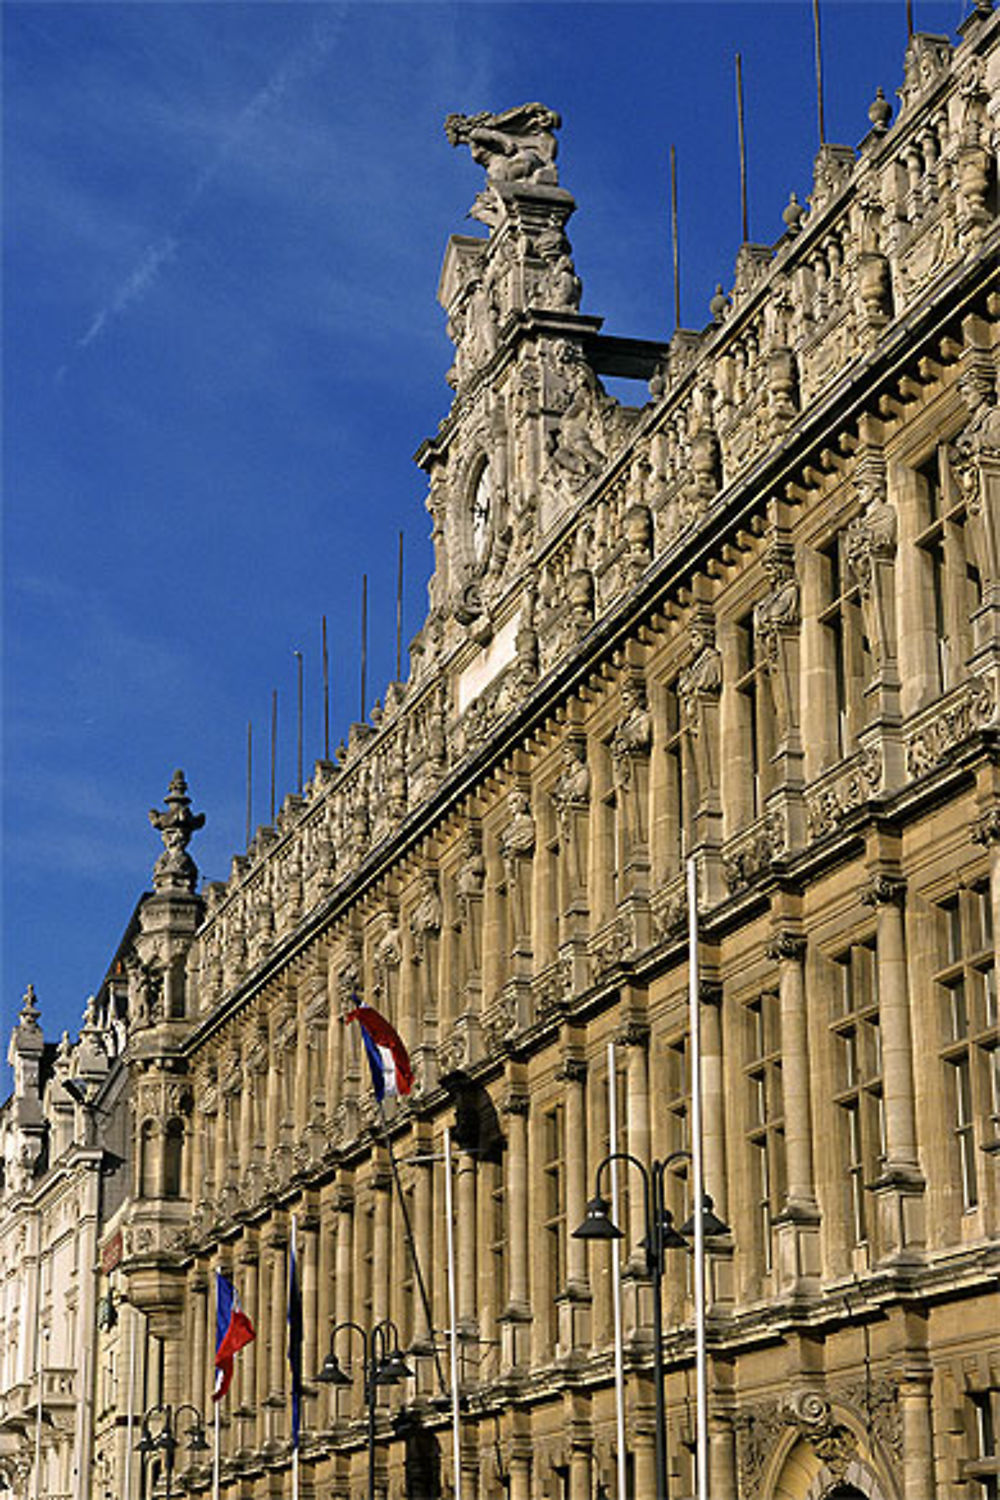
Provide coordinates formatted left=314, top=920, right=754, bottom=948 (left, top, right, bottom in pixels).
left=4, top=9, right=1000, bottom=1498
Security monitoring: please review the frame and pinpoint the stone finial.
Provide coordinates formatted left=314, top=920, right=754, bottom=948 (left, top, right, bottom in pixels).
left=782, top=192, right=805, bottom=234
left=17, top=983, right=41, bottom=1032
left=868, top=87, right=892, bottom=133
left=149, top=769, right=205, bottom=894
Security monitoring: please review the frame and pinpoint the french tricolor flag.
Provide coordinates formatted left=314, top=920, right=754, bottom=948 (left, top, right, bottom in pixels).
left=213, top=1271, right=256, bottom=1402
left=345, top=1000, right=413, bottom=1102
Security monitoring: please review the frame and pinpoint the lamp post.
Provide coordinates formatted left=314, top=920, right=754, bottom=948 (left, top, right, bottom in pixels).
left=315, top=1318, right=412, bottom=1500
left=134, top=1402, right=210, bottom=1500
left=573, top=1150, right=728, bottom=1500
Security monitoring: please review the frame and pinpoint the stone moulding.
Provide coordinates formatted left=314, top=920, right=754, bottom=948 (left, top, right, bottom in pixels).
left=905, top=671, right=997, bottom=778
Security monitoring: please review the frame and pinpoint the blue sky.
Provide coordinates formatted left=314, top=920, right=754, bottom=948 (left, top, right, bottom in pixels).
left=3, top=0, right=966, bottom=1057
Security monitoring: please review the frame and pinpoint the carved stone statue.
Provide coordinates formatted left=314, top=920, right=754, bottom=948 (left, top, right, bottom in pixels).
left=846, top=476, right=898, bottom=670
left=754, top=549, right=801, bottom=742
left=499, top=788, right=536, bottom=944
left=445, top=104, right=562, bottom=225
left=550, top=737, right=590, bottom=894
left=149, top=770, right=205, bottom=894
left=611, top=676, right=652, bottom=852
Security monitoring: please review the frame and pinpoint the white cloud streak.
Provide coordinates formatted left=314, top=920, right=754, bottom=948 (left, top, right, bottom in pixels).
left=64, top=11, right=346, bottom=369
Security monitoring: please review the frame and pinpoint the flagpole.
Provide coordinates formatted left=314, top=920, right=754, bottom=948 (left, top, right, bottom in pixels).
left=213, top=1400, right=220, bottom=1500
left=607, top=1042, right=627, bottom=1500
left=291, top=1214, right=300, bottom=1500
left=443, top=1128, right=463, bottom=1500
left=376, top=1101, right=448, bottom=1395
left=688, top=854, right=708, bottom=1500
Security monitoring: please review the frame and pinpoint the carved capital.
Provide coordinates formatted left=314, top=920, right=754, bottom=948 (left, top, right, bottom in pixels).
left=500, top=1092, right=529, bottom=1118
left=765, top=930, right=807, bottom=963
left=556, top=1056, right=588, bottom=1085
left=615, top=1019, right=650, bottom=1049
left=972, top=806, right=1000, bottom=847
left=861, top=874, right=906, bottom=907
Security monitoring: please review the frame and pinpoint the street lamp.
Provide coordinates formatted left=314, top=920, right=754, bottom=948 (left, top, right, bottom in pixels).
left=315, top=1318, right=412, bottom=1500
left=134, top=1402, right=210, bottom=1500
left=573, top=1150, right=729, bottom=1500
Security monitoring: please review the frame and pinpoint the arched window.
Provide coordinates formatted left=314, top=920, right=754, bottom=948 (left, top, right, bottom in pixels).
left=163, top=1118, right=184, bottom=1199
left=138, top=1120, right=156, bottom=1199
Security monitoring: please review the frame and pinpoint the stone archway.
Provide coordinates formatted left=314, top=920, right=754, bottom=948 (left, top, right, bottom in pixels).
left=765, top=1430, right=896, bottom=1500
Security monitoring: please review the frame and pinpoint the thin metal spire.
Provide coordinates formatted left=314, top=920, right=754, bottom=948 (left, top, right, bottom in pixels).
left=396, top=530, right=404, bottom=683
left=670, top=144, right=680, bottom=329
left=906, top=0, right=914, bottom=38
left=246, top=720, right=253, bottom=847
left=322, top=615, right=330, bottom=761
left=360, top=573, right=368, bottom=723
left=813, top=0, right=826, bottom=147
left=270, top=689, right=277, bottom=823
left=736, top=52, right=749, bottom=242
left=294, top=649, right=303, bottom=796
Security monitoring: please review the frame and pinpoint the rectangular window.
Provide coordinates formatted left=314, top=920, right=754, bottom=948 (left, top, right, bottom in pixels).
left=819, top=534, right=870, bottom=757
left=543, top=1104, right=565, bottom=1326
left=936, top=884, right=1000, bottom=1210
left=664, top=683, right=688, bottom=870
left=745, top=993, right=786, bottom=1274
left=735, top=612, right=775, bottom=819
left=916, top=447, right=980, bottom=693
left=831, top=940, right=882, bottom=1249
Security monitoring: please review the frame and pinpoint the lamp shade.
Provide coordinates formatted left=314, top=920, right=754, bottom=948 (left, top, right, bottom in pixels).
left=572, top=1193, right=623, bottom=1241
left=679, top=1193, right=730, bottom=1239
left=315, top=1351, right=352, bottom=1386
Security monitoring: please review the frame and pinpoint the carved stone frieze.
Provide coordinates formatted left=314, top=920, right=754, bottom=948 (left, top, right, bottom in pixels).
left=722, top=810, right=785, bottom=891
left=906, top=674, right=996, bottom=778
left=805, top=745, right=882, bottom=839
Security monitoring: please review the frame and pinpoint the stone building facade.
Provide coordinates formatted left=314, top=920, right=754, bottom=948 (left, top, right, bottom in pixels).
left=6, top=11, right=1000, bottom=1499
left=0, top=973, right=133, bottom=1500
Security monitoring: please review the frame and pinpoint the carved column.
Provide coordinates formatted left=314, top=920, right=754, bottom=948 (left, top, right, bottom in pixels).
left=316, top=1198, right=335, bottom=1431
left=619, top=1019, right=653, bottom=1341
left=410, top=871, right=442, bottom=1091
left=766, top=930, right=820, bottom=1295
left=410, top=1140, right=434, bottom=1368
left=551, top=734, right=591, bottom=996
left=754, top=542, right=802, bottom=773
left=372, top=1162, right=391, bottom=1328
left=557, top=1055, right=591, bottom=1356
left=236, top=1236, right=258, bottom=1453
left=862, top=875, right=925, bottom=1261
left=265, top=1233, right=287, bottom=1447
left=301, top=1211, right=319, bottom=1420
left=457, top=1151, right=477, bottom=1340
left=709, top=1414, right=738, bottom=1500
left=189, top=1271, right=209, bottom=1421
left=899, top=1365, right=935, bottom=1500
left=500, top=1091, right=531, bottom=1372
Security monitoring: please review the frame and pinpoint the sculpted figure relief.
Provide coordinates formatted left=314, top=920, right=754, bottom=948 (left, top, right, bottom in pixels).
left=551, top=360, right=607, bottom=482
left=446, top=103, right=561, bottom=224
left=499, top=788, right=536, bottom=944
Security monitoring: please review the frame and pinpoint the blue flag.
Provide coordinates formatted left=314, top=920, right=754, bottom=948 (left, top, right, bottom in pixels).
left=287, top=1223, right=303, bottom=1448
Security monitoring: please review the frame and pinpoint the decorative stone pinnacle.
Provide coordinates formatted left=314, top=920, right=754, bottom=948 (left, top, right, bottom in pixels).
left=19, top=984, right=41, bottom=1027
left=149, top=769, right=205, bottom=894
left=868, top=87, right=892, bottom=133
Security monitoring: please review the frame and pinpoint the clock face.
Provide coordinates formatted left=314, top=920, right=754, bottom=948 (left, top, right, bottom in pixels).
left=472, top=461, right=492, bottom=562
